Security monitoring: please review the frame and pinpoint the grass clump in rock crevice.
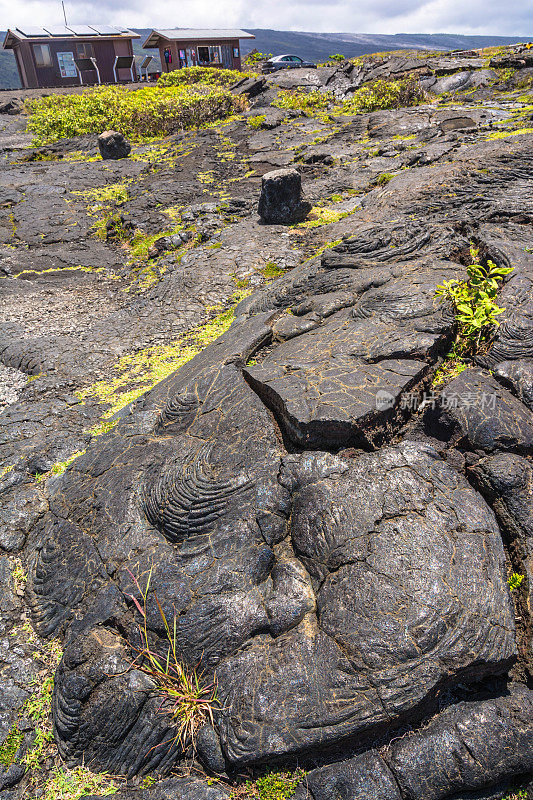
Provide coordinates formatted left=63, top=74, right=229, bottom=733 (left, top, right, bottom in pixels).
left=126, top=567, right=218, bottom=752
left=0, top=725, right=24, bottom=767
left=26, top=84, right=247, bottom=145
left=374, top=172, right=394, bottom=187
left=262, top=262, right=284, bottom=280
left=35, top=450, right=87, bottom=483
left=71, top=181, right=130, bottom=241
left=247, top=114, right=267, bottom=129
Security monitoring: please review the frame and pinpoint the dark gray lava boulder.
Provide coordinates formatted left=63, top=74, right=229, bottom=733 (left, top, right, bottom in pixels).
left=494, top=359, right=533, bottom=410
left=230, top=75, right=266, bottom=98
left=0, top=98, right=23, bottom=115
left=82, top=775, right=231, bottom=799
left=97, top=130, right=131, bottom=160
left=294, top=684, right=533, bottom=800
left=258, top=168, right=312, bottom=224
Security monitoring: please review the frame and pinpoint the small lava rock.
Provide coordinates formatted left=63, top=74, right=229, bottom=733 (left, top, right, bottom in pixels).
left=97, top=130, right=132, bottom=160
left=258, top=168, right=312, bottom=224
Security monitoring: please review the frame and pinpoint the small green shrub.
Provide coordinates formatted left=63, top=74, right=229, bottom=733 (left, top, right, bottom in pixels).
left=157, top=66, right=254, bottom=88
left=328, top=54, right=345, bottom=62
left=435, top=247, right=513, bottom=351
left=434, top=245, right=513, bottom=385
left=247, top=115, right=266, bottom=129
left=26, top=85, right=247, bottom=145
left=244, top=51, right=273, bottom=66
left=274, top=89, right=332, bottom=115
left=232, top=771, right=305, bottom=800
left=508, top=573, right=524, bottom=591
left=341, top=77, right=425, bottom=114
left=262, top=262, right=284, bottom=279
left=375, top=172, right=393, bottom=186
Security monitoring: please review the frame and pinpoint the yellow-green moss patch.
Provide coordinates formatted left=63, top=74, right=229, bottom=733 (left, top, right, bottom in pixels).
left=76, top=292, right=250, bottom=420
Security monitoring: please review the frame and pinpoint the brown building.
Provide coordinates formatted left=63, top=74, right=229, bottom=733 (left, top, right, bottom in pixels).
left=142, top=29, right=255, bottom=73
left=3, top=25, right=140, bottom=89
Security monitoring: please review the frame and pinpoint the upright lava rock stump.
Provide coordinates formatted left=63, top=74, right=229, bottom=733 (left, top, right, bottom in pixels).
left=97, top=130, right=131, bottom=160
left=258, top=168, right=312, bottom=224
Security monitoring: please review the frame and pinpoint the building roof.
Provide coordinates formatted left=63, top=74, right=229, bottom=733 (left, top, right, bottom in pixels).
left=142, top=28, right=255, bottom=48
left=3, top=25, right=140, bottom=49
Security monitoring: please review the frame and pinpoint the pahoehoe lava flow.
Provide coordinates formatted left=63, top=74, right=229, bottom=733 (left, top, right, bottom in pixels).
left=0, top=44, right=532, bottom=800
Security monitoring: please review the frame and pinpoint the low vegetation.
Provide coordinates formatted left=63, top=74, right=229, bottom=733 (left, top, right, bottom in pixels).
left=342, top=77, right=425, bottom=113
left=247, top=114, right=267, bottom=129
left=274, top=77, right=425, bottom=118
left=508, top=573, right=524, bottom=591
left=274, top=89, right=332, bottom=114
left=0, top=725, right=23, bottom=767
left=158, top=65, right=255, bottom=87
left=11, top=557, right=27, bottom=594
left=26, top=84, right=247, bottom=145
left=126, top=568, right=218, bottom=750
left=244, top=51, right=273, bottom=66
left=375, top=172, right=394, bottom=186
left=36, top=767, right=118, bottom=800
left=76, top=291, right=248, bottom=420
left=433, top=245, right=513, bottom=385
left=231, top=770, right=306, bottom=800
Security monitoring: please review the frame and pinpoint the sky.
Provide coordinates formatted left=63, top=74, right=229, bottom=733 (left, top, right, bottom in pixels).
left=2, top=0, right=532, bottom=36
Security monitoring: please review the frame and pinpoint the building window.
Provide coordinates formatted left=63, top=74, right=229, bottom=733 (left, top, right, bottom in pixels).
left=197, top=45, right=221, bottom=65
left=209, top=46, right=221, bottom=64
left=77, top=43, right=95, bottom=60
left=33, top=43, right=52, bottom=67
left=197, top=46, right=209, bottom=64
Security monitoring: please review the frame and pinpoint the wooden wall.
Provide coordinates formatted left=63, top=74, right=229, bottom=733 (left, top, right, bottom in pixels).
left=157, top=38, right=243, bottom=74
left=14, top=36, right=137, bottom=89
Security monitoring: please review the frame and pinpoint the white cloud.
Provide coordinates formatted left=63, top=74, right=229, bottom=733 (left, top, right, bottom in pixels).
left=1, top=0, right=531, bottom=36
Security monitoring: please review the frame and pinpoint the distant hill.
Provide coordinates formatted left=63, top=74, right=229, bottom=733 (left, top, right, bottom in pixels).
left=0, top=29, right=531, bottom=90
left=238, top=30, right=531, bottom=62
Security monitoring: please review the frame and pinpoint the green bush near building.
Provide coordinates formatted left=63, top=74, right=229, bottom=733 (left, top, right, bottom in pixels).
left=26, top=83, right=247, bottom=144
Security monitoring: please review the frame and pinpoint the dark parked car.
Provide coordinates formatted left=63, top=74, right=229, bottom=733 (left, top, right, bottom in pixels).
left=262, top=54, right=317, bottom=73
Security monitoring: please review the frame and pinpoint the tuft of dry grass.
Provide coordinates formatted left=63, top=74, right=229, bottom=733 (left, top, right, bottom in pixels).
left=126, top=568, right=218, bottom=751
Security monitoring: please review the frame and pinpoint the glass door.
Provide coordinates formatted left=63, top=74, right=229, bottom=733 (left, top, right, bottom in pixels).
left=221, top=45, right=232, bottom=68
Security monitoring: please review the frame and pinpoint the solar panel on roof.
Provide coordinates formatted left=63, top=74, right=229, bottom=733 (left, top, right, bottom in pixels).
left=88, top=25, right=121, bottom=34
left=67, top=25, right=98, bottom=35
left=16, top=26, right=50, bottom=37
left=43, top=26, right=71, bottom=36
